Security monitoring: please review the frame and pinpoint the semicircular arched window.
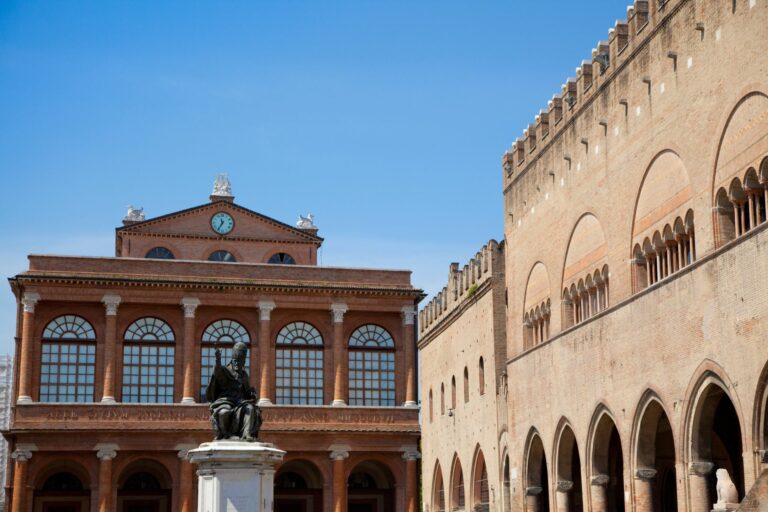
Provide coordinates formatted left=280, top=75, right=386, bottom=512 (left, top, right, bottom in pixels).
left=40, top=315, right=97, bottom=403
left=200, top=319, right=251, bottom=401
left=145, top=247, right=175, bottom=259
left=268, top=253, right=296, bottom=265
left=122, top=318, right=175, bottom=404
left=348, top=324, right=395, bottom=406
left=208, top=250, right=236, bottom=262
left=275, top=322, right=323, bottom=405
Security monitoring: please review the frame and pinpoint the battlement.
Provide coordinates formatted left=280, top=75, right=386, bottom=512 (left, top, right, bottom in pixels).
left=419, top=240, right=504, bottom=336
left=502, top=0, right=681, bottom=178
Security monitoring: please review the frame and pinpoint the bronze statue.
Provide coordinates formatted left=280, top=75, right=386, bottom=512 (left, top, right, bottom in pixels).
left=205, top=342, right=262, bottom=441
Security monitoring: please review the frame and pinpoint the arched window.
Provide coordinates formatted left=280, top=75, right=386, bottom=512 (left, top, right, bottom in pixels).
left=145, top=247, right=175, bottom=259
left=451, top=376, right=457, bottom=409
left=566, top=266, right=610, bottom=326
left=122, top=317, right=175, bottom=403
left=276, top=322, right=323, bottom=405
left=441, top=384, right=445, bottom=415
left=40, top=315, right=96, bottom=402
left=463, top=367, right=469, bottom=403
left=478, top=357, right=485, bottom=395
left=200, top=320, right=251, bottom=401
left=348, top=324, right=395, bottom=406
left=268, top=253, right=296, bottom=264
left=208, top=250, right=236, bottom=262
left=429, top=389, right=434, bottom=422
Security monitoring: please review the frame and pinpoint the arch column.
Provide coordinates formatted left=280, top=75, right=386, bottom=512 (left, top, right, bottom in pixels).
left=101, top=294, right=121, bottom=403
left=177, top=445, right=197, bottom=512
left=526, top=486, right=543, bottom=512
left=689, top=461, right=713, bottom=512
left=330, top=448, right=349, bottom=512
left=180, top=297, right=200, bottom=404
left=556, top=480, right=572, bottom=512
left=258, top=300, right=276, bottom=405
left=590, top=474, right=609, bottom=512
left=17, top=292, right=40, bottom=404
left=10, top=447, right=33, bottom=512
left=96, top=444, right=118, bottom=512
left=402, top=306, right=418, bottom=407
left=403, top=448, right=421, bottom=512
left=331, top=303, right=348, bottom=406
left=634, top=468, right=656, bottom=512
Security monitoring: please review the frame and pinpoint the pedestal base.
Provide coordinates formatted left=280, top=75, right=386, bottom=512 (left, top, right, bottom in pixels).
left=188, top=440, right=286, bottom=512
left=712, top=504, right=739, bottom=512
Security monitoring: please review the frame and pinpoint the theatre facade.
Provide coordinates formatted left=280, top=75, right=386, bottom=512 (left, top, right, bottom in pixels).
left=5, top=182, right=423, bottom=512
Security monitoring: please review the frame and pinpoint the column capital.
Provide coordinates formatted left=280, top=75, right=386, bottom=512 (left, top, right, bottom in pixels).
left=102, top=294, right=122, bottom=316
left=635, top=468, right=657, bottom=481
left=689, top=461, right=714, bottom=476
left=330, top=303, right=348, bottom=324
left=590, top=474, right=610, bottom=486
left=258, top=300, right=276, bottom=321
left=95, top=443, right=118, bottom=461
left=401, top=449, right=421, bottom=461
left=330, top=450, right=349, bottom=461
left=525, top=485, right=543, bottom=496
left=176, top=443, right=197, bottom=460
left=181, top=297, right=201, bottom=318
left=21, top=292, right=41, bottom=313
left=11, top=449, right=32, bottom=462
left=401, top=305, right=417, bottom=325
left=556, top=480, right=573, bottom=492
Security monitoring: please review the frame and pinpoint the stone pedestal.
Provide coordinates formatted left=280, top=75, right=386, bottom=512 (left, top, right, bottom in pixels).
left=188, top=441, right=285, bottom=512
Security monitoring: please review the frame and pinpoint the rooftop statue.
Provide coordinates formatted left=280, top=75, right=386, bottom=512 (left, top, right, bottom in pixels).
left=211, top=173, right=233, bottom=197
left=296, top=213, right=317, bottom=229
left=123, top=205, right=145, bottom=222
left=205, top=342, right=262, bottom=441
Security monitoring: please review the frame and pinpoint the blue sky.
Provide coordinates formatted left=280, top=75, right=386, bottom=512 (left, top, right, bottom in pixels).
left=0, top=1, right=623, bottom=355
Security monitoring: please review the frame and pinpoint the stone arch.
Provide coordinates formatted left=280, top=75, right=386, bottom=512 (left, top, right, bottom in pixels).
left=432, top=460, right=446, bottom=512
left=33, top=461, right=92, bottom=512
left=502, top=452, right=512, bottom=512
left=587, top=405, right=625, bottom=512
left=631, top=390, right=678, bottom=511
left=683, top=366, right=746, bottom=508
left=561, top=213, right=608, bottom=298
left=117, top=458, right=172, bottom=512
left=348, top=460, right=395, bottom=511
left=712, top=91, right=768, bottom=196
left=33, top=460, right=92, bottom=490
left=523, top=428, right=550, bottom=512
left=753, top=359, right=768, bottom=475
left=553, top=419, right=583, bottom=512
left=449, top=454, right=466, bottom=511
left=275, top=458, right=324, bottom=510
left=524, top=262, right=552, bottom=347
left=470, top=445, right=490, bottom=510
left=631, top=150, right=694, bottom=251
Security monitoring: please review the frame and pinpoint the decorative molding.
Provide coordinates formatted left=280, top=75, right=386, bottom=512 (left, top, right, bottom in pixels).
left=181, top=297, right=201, bottom=318
left=102, top=294, right=121, bottom=316
left=525, top=486, right=543, bottom=496
left=401, top=446, right=421, bottom=461
left=11, top=449, right=32, bottom=462
left=689, top=461, right=714, bottom=476
left=556, top=480, right=574, bottom=492
left=591, top=474, right=610, bottom=486
left=330, top=303, right=348, bottom=324
left=258, top=300, right=276, bottom=321
left=635, top=468, right=657, bottom=480
left=96, top=449, right=117, bottom=461
left=21, top=292, right=41, bottom=313
left=401, top=305, right=417, bottom=325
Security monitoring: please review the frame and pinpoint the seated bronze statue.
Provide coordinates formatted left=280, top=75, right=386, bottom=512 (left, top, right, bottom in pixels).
left=204, top=342, right=262, bottom=441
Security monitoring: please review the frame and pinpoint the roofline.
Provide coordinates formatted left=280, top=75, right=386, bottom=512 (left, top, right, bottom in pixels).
left=115, top=200, right=323, bottom=242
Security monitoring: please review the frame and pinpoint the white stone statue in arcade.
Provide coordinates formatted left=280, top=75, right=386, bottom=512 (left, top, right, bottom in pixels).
left=714, top=468, right=739, bottom=510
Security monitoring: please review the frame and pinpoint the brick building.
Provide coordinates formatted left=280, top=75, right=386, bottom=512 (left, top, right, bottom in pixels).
left=420, top=1, right=768, bottom=511
left=5, top=178, right=422, bottom=512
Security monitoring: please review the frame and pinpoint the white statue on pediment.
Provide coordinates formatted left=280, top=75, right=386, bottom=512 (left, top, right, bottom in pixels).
left=124, top=205, right=145, bottom=222
left=296, top=213, right=317, bottom=229
left=212, top=173, right=233, bottom=197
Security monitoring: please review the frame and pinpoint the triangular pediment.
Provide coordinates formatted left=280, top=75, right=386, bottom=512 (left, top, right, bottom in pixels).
left=117, top=201, right=322, bottom=243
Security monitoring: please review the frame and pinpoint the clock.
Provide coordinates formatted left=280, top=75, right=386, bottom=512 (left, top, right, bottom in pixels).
left=211, top=212, right=234, bottom=235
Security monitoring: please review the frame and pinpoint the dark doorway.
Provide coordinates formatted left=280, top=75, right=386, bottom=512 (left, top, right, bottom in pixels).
left=117, top=470, right=171, bottom=512
left=347, top=461, right=395, bottom=512
left=274, top=462, right=323, bottom=512
left=34, top=471, right=90, bottom=512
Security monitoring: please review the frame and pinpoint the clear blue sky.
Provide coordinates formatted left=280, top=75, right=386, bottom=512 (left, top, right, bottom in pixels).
left=0, top=1, right=622, bottom=355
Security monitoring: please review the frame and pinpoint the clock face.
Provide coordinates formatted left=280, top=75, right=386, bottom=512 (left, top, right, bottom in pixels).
left=211, top=212, right=234, bottom=235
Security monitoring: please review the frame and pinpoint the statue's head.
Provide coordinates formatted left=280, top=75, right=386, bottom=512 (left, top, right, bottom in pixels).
left=232, top=342, right=248, bottom=371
